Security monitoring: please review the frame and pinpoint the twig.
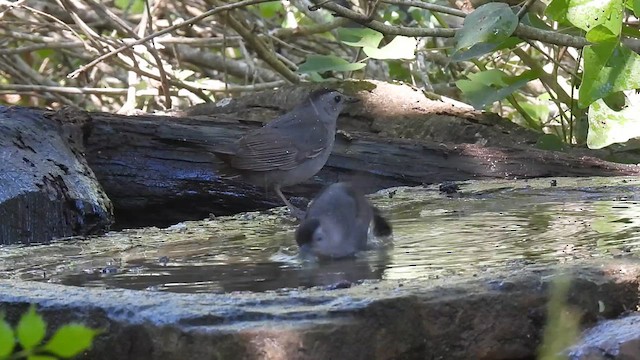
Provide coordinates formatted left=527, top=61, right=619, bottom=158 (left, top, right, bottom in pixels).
left=68, top=0, right=277, bottom=79
left=216, top=4, right=300, bottom=83
left=381, top=0, right=467, bottom=18
left=83, top=0, right=173, bottom=107
left=517, top=0, right=538, bottom=19
left=0, top=81, right=287, bottom=95
left=309, top=0, right=593, bottom=49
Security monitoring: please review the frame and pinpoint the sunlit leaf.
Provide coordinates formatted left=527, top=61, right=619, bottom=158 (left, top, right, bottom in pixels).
left=587, top=98, right=640, bottom=149
left=298, top=55, right=365, bottom=73
left=566, top=0, right=623, bottom=37
left=456, top=69, right=538, bottom=109
left=17, top=306, right=46, bottom=351
left=337, top=28, right=383, bottom=48
left=363, top=36, right=417, bottom=60
left=586, top=24, right=618, bottom=42
left=0, top=319, right=14, bottom=358
left=519, top=100, right=550, bottom=130
left=454, top=3, right=518, bottom=51
left=579, top=43, right=640, bottom=108
left=43, top=325, right=98, bottom=358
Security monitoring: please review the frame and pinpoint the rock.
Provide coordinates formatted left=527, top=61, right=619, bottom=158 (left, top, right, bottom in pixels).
left=0, top=261, right=639, bottom=359
left=568, top=313, right=640, bottom=360
left=0, top=106, right=113, bottom=244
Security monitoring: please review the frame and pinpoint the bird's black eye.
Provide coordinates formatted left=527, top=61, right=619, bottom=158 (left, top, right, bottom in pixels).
left=334, top=95, right=342, bottom=103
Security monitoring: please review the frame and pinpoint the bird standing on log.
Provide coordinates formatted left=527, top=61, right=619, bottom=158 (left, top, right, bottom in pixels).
left=213, top=89, right=358, bottom=219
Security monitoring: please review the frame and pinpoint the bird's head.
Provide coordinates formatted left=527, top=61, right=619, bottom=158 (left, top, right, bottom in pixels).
left=307, top=89, right=359, bottom=123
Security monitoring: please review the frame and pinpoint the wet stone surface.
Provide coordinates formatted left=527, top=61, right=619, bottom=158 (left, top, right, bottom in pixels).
left=2, top=177, right=640, bottom=293
left=3, top=177, right=640, bottom=358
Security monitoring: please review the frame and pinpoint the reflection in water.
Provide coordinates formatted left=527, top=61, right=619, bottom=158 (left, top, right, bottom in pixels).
left=5, top=181, right=640, bottom=294
left=57, top=253, right=390, bottom=293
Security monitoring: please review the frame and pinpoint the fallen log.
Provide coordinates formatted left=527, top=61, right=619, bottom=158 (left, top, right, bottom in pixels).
left=3, top=80, right=640, bottom=242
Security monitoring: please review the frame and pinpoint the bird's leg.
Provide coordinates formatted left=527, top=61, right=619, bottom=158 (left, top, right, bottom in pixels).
left=274, top=185, right=306, bottom=220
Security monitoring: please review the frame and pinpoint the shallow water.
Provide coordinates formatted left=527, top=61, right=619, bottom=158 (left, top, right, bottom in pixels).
left=2, top=177, right=640, bottom=293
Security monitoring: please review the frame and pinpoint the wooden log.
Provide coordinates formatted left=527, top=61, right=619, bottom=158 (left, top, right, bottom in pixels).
left=5, top=81, right=640, bottom=236
left=83, top=108, right=640, bottom=228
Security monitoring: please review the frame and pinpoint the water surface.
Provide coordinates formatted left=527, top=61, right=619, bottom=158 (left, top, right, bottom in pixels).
left=2, top=177, right=640, bottom=293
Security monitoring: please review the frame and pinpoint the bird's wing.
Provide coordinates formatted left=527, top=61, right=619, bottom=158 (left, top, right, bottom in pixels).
left=230, top=127, right=323, bottom=171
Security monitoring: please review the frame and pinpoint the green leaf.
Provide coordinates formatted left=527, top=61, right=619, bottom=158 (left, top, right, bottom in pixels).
left=579, top=40, right=617, bottom=107
left=452, top=37, right=522, bottom=62
left=536, top=134, right=567, bottom=151
left=337, top=28, right=384, bottom=48
left=519, top=100, right=550, bottom=129
left=43, top=324, right=98, bottom=358
left=257, top=2, right=282, bottom=18
left=388, top=61, right=411, bottom=81
left=0, top=319, right=14, bottom=358
left=408, top=7, right=426, bottom=23
left=456, top=69, right=538, bottom=109
left=34, top=49, right=55, bottom=61
left=27, top=355, right=57, bottom=360
left=635, top=0, right=640, bottom=17
left=622, top=24, right=640, bottom=39
left=579, top=43, right=640, bottom=108
left=454, top=3, right=518, bottom=51
left=546, top=0, right=570, bottom=23
left=586, top=25, right=618, bottom=42
left=603, top=91, right=627, bottom=110
left=114, top=0, right=144, bottom=14
left=587, top=98, right=640, bottom=149
left=17, top=306, right=46, bottom=351
left=566, top=0, right=623, bottom=37
left=363, top=36, right=417, bottom=60
left=298, top=55, right=365, bottom=73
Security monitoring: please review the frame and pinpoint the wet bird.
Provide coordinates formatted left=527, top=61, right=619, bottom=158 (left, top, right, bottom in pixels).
left=295, top=182, right=392, bottom=259
left=213, top=89, right=357, bottom=219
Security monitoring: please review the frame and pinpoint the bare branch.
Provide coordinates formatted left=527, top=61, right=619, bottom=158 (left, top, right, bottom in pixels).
left=67, top=0, right=277, bottom=79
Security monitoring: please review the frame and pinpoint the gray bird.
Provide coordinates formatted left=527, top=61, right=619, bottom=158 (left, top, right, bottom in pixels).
left=295, top=182, right=392, bottom=259
left=213, top=89, right=357, bottom=219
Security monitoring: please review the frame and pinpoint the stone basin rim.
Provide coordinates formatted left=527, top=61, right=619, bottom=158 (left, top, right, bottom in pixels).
left=0, top=258, right=637, bottom=329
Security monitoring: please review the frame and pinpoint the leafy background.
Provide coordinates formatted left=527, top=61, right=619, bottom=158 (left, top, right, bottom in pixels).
left=1, top=0, right=639, bottom=151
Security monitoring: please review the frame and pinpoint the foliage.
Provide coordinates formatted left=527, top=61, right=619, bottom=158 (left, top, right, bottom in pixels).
left=0, top=305, right=99, bottom=359
left=537, top=275, right=581, bottom=360
left=0, top=0, right=640, bottom=151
